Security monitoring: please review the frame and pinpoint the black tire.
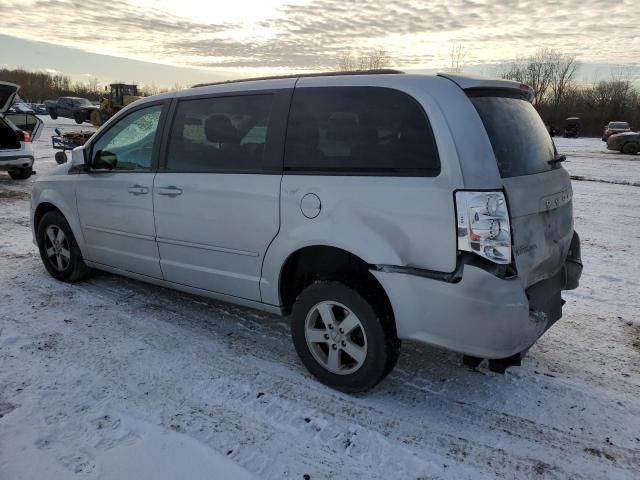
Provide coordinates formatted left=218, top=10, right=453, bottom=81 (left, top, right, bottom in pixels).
left=49, top=109, right=58, bottom=120
left=8, top=168, right=32, bottom=180
left=291, top=281, right=399, bottom=392
left=54, top=151, right=67, bottom=164
left=74, top=112, right=84, bottom=124
left=37, top=211, right=92, bottom=282
left=621, top=142, right=639, bottom=155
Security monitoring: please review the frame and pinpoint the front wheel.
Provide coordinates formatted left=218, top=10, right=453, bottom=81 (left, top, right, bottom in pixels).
left=291, top=281, right=399, bottom=392
left=74, top=112, right=84, bottom=124
left=621, top=142, right=639, bottom=155
left=49, top=109, right=58, bottom=120
left=8, top=168, right=32, bottom=180
left=37, top=211, right=92, bottom=282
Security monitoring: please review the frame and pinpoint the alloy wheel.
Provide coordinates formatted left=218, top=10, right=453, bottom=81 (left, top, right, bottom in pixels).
left=44, top=225, right=71, bottom=272
left=304, top=300, right=368, bottom=375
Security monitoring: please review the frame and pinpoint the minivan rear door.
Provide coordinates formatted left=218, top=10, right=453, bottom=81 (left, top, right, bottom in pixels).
left=0, top=82, right=19, bottom=114
left=469, top=91, right=574, bottom=288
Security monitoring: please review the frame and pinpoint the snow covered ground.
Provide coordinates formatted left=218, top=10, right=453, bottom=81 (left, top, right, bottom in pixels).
left=0, top=122, right=639, bottom=479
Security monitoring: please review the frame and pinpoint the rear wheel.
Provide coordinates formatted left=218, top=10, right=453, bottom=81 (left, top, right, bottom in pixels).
left=37, top=211, right=92, bottom=282
left=622, top=142, right=639, bottom=155
left=291, top=281, right=399, bottom=392
left=49, top=109, right=58, bottom=120
left=8, top=168, right=32, bottom=180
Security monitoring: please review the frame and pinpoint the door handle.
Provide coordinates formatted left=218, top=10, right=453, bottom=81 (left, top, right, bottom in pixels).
left=127, top=184, right=149, bottom=195
left=156, top=186, right=183, bottom=197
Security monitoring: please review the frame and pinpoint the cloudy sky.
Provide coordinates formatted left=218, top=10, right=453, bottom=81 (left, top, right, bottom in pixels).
left=1, top=0, right=639, bottom=85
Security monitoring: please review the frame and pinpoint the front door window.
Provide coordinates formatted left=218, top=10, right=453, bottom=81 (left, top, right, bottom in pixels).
left=91, top=105, right=163, bottom=171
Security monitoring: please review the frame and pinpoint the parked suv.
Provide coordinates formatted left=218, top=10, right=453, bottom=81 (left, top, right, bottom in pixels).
left=30, top=72, right=582, bottom=391
left=1, top=82, right=43, bottom=180
left=602, top=121, right=631, bottom=141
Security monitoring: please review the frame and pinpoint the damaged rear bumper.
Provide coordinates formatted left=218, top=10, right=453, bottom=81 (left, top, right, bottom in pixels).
left=372, top=231, right=583, bottom=360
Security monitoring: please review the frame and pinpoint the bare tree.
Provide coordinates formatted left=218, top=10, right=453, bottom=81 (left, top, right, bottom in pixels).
left=337, top=49, right=390, bottom=71
left=549, top=52, right=579, bottom=114
left=447, top=44, right=467, bottom=73
left=500, top=48, right=566, bottom=108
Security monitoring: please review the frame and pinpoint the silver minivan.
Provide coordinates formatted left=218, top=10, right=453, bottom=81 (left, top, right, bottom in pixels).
left=31, top=72, right=582, bottom=391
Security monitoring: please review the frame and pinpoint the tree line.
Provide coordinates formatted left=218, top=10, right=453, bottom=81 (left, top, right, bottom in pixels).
left=497, top=49, right=639, bottom=136
left=336, top=47, right=640, bottom=136
left=4, top=50, right=639, bottom=137
left=0, top=68, right=180, bottom=103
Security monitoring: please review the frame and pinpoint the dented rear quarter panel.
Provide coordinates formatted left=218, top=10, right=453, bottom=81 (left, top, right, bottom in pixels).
left=260, top=75, right=469, bottom=306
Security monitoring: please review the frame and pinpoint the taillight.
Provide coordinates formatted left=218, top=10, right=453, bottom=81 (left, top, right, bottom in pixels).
left=455, top=191, right=512, bottom=264
left=16, top=130, right=31, bottom=142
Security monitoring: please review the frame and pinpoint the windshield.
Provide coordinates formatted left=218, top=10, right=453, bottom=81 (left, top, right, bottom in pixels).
left=609, top=122, right=629, bottom=129
left=73, top=98, right=92, bottom=106
left=470, top=95, right=556, bottom=178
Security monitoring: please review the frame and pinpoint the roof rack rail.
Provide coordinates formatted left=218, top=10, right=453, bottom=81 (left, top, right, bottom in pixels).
left=192, top=69, right=404, bottom=88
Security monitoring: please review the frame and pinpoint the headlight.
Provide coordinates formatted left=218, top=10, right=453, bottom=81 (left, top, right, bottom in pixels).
left=455, top=191, right=512, bottom=264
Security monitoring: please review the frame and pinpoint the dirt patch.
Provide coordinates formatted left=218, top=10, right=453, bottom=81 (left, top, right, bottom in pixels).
left=0, top=190, right=30, bottom=200
left=570, top=176, right=640, bottom=187
left=623, top=321, right=640, bottom=353
left=0, top=401, right=17, bottom=419
left=584, top=447, right=616, bottom=462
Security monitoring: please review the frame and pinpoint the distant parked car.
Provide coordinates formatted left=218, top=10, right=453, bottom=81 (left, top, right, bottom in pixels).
left=32, top=103, right=48, bottom=115
left=14, top=102, right=35, bottom=114
left=44, top=97, right=99, bottom=124
left=1, top=81, right=44, bottom=180
left=607, top=132, right=640, bottom=155
left=602, top=121, right=631, bottom=141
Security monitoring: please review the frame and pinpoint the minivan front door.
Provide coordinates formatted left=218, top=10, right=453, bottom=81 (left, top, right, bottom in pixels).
left=76, top=103, right=167, bottom=278
left=153, top=91, right=290, bottom=301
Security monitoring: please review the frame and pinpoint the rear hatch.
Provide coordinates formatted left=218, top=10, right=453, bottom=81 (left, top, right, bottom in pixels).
left=469, top=91, right=573, bottom=288
left=0, top=81, right=19, bottom=114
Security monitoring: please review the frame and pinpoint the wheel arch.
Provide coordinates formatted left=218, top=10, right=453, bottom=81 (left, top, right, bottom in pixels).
left=277, top=244, right=397, bottom=335
left=33, top=202, right=62, bottom=231
left=32, top=189, right=86, bottom=257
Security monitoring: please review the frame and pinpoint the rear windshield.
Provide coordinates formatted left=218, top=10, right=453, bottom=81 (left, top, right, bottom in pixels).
left=470, top=95, right=556, bottom=178
left=609, top=122, right=629, bottom=129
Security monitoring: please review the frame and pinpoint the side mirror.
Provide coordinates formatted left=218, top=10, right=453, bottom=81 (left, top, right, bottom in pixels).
left=71, top=147, right=88, bottom=171
left=93, top=149, right=118, bottom=170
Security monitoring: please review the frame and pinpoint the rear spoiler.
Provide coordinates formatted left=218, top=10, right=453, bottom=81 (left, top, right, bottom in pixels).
left=438, top=73, right=534, bottom=102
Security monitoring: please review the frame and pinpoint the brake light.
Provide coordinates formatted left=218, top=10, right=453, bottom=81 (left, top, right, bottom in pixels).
left=16, top=130, right=31, bottom=143
left=455, top=191, right=512, bottom=264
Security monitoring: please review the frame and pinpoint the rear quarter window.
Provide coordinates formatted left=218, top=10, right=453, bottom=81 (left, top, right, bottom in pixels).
left=470, top=95, right=556, bottom=178
left=284, top=87, right=440, bottom=175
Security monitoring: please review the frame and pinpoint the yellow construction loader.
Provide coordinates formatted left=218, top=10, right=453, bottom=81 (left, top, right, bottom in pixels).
left=90, top=83, right=143, bottom=127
